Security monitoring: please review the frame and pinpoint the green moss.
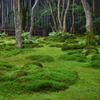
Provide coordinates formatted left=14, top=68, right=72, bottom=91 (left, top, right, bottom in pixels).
left=0, top=68, right=79, bottom=94
left=65, top=39, right=79, bottom=43
left=59, top=53, right=87, bottom=62
left=25, top=61, right=43, bottom=67
left=62, top=44, right=85, bottom=51
left=0, top=60, right=14, bottom=68
left=88, top=60, right=100, bottom=68
left=45, top=36, right=66, bottom=42
left=49, top=43, right=62, bottom=48
left=67, top=50, right=81, bottom=55
left=91, top=54, right=100, bottom=61
left=27, top=55, right=55, bottom=62
left=82, top=48, right=99, bottom=56
left=0, top=49, right=22, bottom=57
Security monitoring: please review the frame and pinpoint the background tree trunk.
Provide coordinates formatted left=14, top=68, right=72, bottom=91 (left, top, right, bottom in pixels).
left=81, top=0, right=94, bottom=46
left=48, top=0, right=58, bottom=31
left=28, top=0, right=39, bottom=42
left=58, top=0, right=62, bottom=29
left=63, top=0, right=70, bottom=32
left=13, top=0, right=22, bottom=48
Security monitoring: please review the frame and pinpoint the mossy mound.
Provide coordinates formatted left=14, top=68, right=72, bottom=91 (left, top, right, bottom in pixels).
left=27, top=55, right=55, bottom=62
left=62, top=44, right=85, bottom=51
left=88, top=60, right=100, bottom=68
left=23, top=43, right=44, bottom=48
left=0, top=67, right=79, bottom=94
left=0, top=60, right=14, bottom=68
left=0, top=49, right=22, bottom=57
left=67, top=50, right=81, bottom=55
left=25, top=61, right=43, bottom=67
left=65, top=39, right=79, bottom=43
left=82, top=46, right=99, bottom=56
left=59, top=53, right=87, bottom=62
left=45, top=36, right=66, bottom=42
left=91, top=54, right=100, bottom=61
left=49, top=43, right=62, bottom=48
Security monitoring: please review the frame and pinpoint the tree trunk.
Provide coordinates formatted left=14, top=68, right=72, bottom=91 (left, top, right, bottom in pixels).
left=58, top=0, right=62, bottom=29
left=81, top=0, right=94, bottom=46
left=63, top=0, right=70, bottom=32
left=70, top=0, right=75, bottom=34
left=48, top=0, right=58, bottom=31
left=28, top=0, right=38, bottom=42
left=13, top=0, right=22, bottom=48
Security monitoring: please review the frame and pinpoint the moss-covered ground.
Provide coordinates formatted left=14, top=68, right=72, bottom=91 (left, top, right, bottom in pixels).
left=0, top=36, right=100, bottom=100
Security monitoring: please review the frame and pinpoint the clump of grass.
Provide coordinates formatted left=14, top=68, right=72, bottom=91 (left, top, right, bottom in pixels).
left=27, top=55, right=55, bottom=62
left=0, top=67, right=79, bottom=94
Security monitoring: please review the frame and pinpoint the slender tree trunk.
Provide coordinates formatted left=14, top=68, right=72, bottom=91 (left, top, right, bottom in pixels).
left=13, top=0, right=22, bottom=48
left=81, top=0, right=94, bottom=46
left=48, top=0, right=58, bottom=31
left=63, top=0, right=70, bottom=32
left=58, top=0, right=62, bottom=29
left=61, top=0, right=65, bottom=23
left=28, top=0, right=38, bottom=42
left=70, top=0, right=75, bottom=34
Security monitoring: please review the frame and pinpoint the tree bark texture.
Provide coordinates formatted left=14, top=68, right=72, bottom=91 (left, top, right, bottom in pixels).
left=28, top=0, right=39, bottom=42
left=81, top=0, right=94, bottom=46
left=13, top=0, right=22, bottom=48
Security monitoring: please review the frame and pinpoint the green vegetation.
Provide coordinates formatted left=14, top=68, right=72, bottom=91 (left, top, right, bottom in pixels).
left=0, top=67, right=79, bottom=95
left=27, top=55, right=55, bottom=62
left=0, top=36, right=100, bottom=100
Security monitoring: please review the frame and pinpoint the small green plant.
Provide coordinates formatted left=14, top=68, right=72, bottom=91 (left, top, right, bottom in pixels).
left=49, top=31, right=71, bottom=37
left=0, top=32, right=8, bottom=38
left=21, top=31, right=29, bottom=44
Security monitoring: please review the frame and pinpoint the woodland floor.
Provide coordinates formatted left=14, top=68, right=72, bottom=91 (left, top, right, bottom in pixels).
left=0, top=36, right=100, bottom=100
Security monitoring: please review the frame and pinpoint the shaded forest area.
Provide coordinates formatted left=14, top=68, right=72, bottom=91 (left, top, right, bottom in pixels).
left=0, top=0, right=100, bottom=100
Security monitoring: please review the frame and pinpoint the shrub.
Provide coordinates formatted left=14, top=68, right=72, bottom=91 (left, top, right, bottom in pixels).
left=27, top=55, right=55, bottom=62
left=0, top=32, right=8, bottom=38
left=95, top=35, right=100, bottom=45
left=0, top=67, right=79, bottom=94
left=46, top=31, right=71, bottom=42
